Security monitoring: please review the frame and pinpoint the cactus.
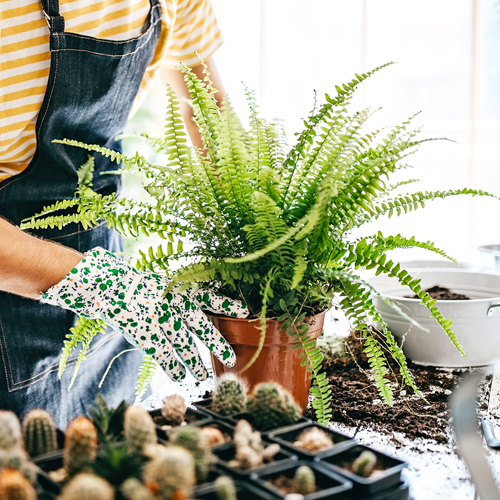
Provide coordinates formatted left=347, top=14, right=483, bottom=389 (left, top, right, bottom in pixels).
left=120, top=478, right=155, bottom=500
left=58, top=473, right=115, bottom=500
left=200, top=426, right=226, bottom=448
left=22, top=409, right=58, bottom=458
left=123, top=405, right=156, bottom=457
left=160, top=395, right=187, bottom=426
left=64, top=416, right=98, bottom=478
left=246, top=382, right=301, bottom=431
left=0, top=468, right=37, bottom=500
left=0, top=449, right=38, bottom=484
left=229, top=419, right=280, bottom=470
left=214, top=475, right=237, bottom=500
left=211, top=373, right=248, bottom=416
left=0, top=411, right=23, bottom=452
left=293, top=427, right=334, bottom=453
left=295, top=465, right=316, bottom=495
left=168, top=425, right=214, bottom=483
left=143, top=445, right=195, bottom=500
left=352, top=450, right=378, bottom=478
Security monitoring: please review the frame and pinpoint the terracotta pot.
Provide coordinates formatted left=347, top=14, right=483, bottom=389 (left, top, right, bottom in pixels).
left=208, top=311, right=326, bottom=412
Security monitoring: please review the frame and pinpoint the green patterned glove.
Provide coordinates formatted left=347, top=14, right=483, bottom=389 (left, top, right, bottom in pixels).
left=41, top=247, right=248, bottom=382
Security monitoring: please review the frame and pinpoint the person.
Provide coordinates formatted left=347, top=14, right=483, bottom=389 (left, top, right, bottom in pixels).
left=0, top=0, right=246, bottom=428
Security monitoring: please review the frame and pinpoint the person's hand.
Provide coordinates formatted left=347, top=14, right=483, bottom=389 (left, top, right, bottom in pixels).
left=41, top=247, right=248, bottom=381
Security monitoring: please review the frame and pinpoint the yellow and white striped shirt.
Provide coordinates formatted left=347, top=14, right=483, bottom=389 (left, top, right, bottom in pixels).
left=0, top=0, right=223, bottom=182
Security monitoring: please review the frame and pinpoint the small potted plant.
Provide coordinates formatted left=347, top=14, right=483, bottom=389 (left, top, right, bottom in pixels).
left=23, top=60, right=496, bottom=423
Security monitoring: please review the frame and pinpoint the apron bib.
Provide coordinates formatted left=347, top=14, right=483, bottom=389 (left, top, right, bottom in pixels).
left=0, top=0, right=162, bottom=427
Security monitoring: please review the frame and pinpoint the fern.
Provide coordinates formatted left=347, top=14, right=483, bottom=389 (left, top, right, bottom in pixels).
left=134, top=355, right=156, bottom=404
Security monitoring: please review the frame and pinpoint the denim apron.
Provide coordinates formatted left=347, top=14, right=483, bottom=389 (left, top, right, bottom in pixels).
left=0, top=0, right=162, bottom=428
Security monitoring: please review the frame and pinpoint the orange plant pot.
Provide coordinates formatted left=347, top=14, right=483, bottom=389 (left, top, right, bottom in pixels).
left=208, top=311, right=326, bottom=412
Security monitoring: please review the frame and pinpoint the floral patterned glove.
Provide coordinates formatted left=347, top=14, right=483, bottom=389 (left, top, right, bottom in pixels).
left=41, top=247, right=248, bottom=382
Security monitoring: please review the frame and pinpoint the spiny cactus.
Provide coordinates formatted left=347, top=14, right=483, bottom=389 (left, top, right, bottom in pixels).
left=0, top=411, right=23, bottom=451
left=58, top=473, right=115, bottom=500
left=64, top=416, right=98, bottom=478
left=0, top=468, right=37, bottom=500
left=160, top=395, right=187, bottom=426
left=123, top=405, right=156, bottom=457
left=143, top=445, right=195, bottom=500
left=295, top=465, right=316, bottom=495
left=0, top=449, right=38, bottom=484
left=22, top=409, right=58, bottom=458
left=211, top=373, right=248, bottom=417
left=246, top=382, right=301, bottom=431
left=293, top=427, right=334, bottom=453
left=168, top=425, right=214, bottom=483
left=352, top=450, right=378, bottom=477
left=200, top=426, right=226, bottom=448
left=120, top=478, right=155, bottom=500
left=214, top=475, right=237, bottom=500
left=229, top=419, right=280, bottom=470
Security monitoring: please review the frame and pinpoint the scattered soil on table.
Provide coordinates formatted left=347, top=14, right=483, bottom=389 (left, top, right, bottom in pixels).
left=308, top=329, right=491, bottom=444
left=406, top=285, right=470, bottom=301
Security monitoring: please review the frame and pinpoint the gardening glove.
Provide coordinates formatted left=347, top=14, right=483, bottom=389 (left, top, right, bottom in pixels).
left=40, top=247, right=248, bottom=382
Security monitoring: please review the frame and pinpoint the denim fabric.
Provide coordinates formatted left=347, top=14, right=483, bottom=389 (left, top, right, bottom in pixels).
left=0, top=0, right=161, bottom=428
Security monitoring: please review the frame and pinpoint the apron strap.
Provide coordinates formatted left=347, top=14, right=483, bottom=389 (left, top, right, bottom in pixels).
left=40, top=0, right=65, bottom=33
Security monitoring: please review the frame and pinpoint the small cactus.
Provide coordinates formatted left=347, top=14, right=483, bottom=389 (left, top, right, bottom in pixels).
left=168, top=425, right=214, bottom=483
left=0, top=449, right=38, bottom=484
left=229, top=419, right=280, bottom=470
left=123, top=405, right=157, bottom=456
left=352, top=450, right=378, bottom=478
left=22, top=409, right=58, bottom=458
left=64, top=416, right=98, bottom=478
left=160, top=395, right=187, bottom=426
left=295, top=465, right=316, bottom=495
left=0, top=411, right=23, bottom=452
left=211, top=373, right=248, bottom=416
left=214, top=475, right=237, bottom=500
left=200, top=426, right=226, bottom=448
left=143, top=445, right=195, bottom=500
left=120, top=478, right=155, bottom=500
left=0, top=468, right=37, bottom=500
left=293, top=427, right=334, bottom=453
left=246, top=382, right=301, bottom=431
left=58, top=473, right=115, bottom=500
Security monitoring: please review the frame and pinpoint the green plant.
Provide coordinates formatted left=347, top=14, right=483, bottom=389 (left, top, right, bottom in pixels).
left=211, top=373, right=248, bottom=417
left=295, top=465, right=316, bottom=495
left=0, top=411, right=23, bottom=452
left=123, top=405, right=156, bottom=457
left=64, top=416, right=98, bottom=478
left=22, top=409, right=58, bottom=458
left=214, top=475, right=237, bottom=500
left=352, top=450, right=378, bottom=477
left=246, top=382, right=301, bottom=432
left=87, top=394, right=128, bottom=446
left=120, top=477, right=155, bottom=500
left=58, top=473, right=115, bottom=500
left=22, top=61, right=498, bottom=423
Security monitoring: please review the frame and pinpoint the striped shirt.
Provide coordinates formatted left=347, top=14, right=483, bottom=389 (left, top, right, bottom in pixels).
left=0, top=0, right=223, bottom=182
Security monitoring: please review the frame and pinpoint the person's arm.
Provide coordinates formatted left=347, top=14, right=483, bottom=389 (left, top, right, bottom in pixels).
left=0, top=218, right=83, bottom=299
left=161, top=57, right=226, bottom=149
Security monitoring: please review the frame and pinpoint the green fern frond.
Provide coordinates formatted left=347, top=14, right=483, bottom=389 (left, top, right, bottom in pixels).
left=134, top=355, right=156, bottom=404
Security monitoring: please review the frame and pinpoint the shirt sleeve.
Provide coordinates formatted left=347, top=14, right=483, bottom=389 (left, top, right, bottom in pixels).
left=163, top=0, right=224, bottom=68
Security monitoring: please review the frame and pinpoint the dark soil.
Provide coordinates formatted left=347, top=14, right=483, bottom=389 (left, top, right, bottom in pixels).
left=406, top=285, right=470, bottom=300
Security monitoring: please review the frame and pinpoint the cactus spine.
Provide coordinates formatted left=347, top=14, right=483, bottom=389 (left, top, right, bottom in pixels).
left=120, top=478, right=155, bottom=500
left=143, top=445, right=195, bottom=500
left=211, top=373, right=248, bottom=416
left=246, top=382, right=301, bottom=431
left=123, top=405, right=156, bottom=456
left=22, top=409, right=58, bottom=458
left=214, top=475, right=237, bottom=500
left=0, top=469, right=37, bottom=500
left=58, top=473, right=115, bottom=500
left=168, top=425, right=214, bottom=483
left=293, top=427, right=334, bottom=453
left=64, top=416, right=98, bottom=478
left=352, top=450, right=378, bottom=477
left=160, top=395, right=186, bottom=426
left=0, top=411, right=23, bottom=452
left=295, top=465, right=316, bottom=495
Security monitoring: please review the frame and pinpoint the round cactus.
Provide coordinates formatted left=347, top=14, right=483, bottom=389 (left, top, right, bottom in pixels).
left=160, top=395, right=186, bottom=426
left=22, top=409, right=58, bottom=458
left=64, top=416, right=98, bottom=478
left=214, top=475, right=237, bottom=500
left=0, top=468, right=37, bottom=500
left=120, top=478, right=155, bottom=500
left=293, top=427, right=334, bottom=453
left=0, top=411, right=23, bottom=452
left=0, top=449, right=37, bottom=485
left=143, top=445, right=195, bottom=500
left=58, top=473, right=115, bottom=500
left=211, top=373, right=248, bottom=416
left=352, top=450, right=378, bottom=478
left=295, top=465, right=316, bottom=495
left=124, top=405, right=157, bottom=457
left=168, top=425, right=214, bottom=483
left=246, top=382, right=301, bottom=431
